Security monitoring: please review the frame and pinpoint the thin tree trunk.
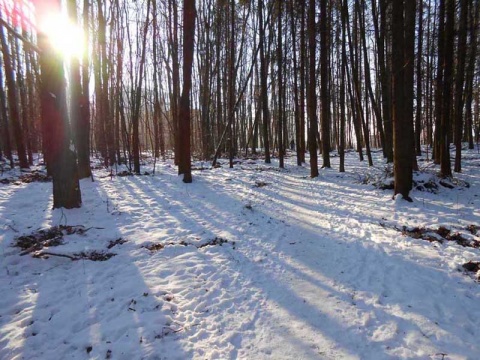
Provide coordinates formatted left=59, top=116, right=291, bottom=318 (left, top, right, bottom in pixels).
left=259, top=0, right=271, bottom=163
left=289, top=0, right=302, bottom=166
left=307, top=0, right=318, bottom=177
left=0, top=16, right=28, bottom=169
left=439, top=0, right=454, bottom=177
left=277, top=2, right=284, bottom=169
left=453, top=0, right=468, bottom=172
left=320, top=0, right=330, bottom=168
left=0, top=63, right=13, bottom=168
left=179, top=0, right=196, bottom=183
left=392, top=0, right=412, bottom=201
left=464, top=0, right=479, bottom=150
left=415, top=0, right=423, bottom=156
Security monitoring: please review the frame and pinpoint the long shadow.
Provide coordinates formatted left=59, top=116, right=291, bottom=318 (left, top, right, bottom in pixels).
left=34, top=163, right=478, bottom=358
left=0, top=180, right=53, bottom=359
left=0, top=178, right=189, bottom=359
left=157, top=167, right=480, bottom=358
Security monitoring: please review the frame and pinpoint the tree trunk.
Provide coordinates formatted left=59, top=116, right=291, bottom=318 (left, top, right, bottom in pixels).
left=299, top=0, right=306, bottom=163
left=453, top=0, right=468, bottom=172
left=439, top=0, right=454, bottom=177
left=289, top=0, right=302, bottom=166
left=415, top=0, right=423, bottom=156
left=320, top=0, right=330, bottom=168
left=0, top=16, right=28, bottom=169
left=339, top=0, right=347, bottom=173
left=277, top=2, right=284, bottom=169
left=0, top=64, right=13, bottom=168
left=259, top=0, right=271, bottom=163
left=228, top=0, right=235, bottom=169
left=179, top=0, right=196, bottom=183
left=392, top=0, right=413, bottom=201
left=307, top=0, right=318, bottom=177
left=67, top=0, right=91, bottom=179
left=404, top=0, right=417, bottom=171
left=373, top=0, right=393, bottom=162
left=464, top=0, right=479, bottom=150
left=36, top=2, right=81, bottom=208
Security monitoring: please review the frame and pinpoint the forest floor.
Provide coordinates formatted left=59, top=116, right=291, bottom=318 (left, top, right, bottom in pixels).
left=1, top=147, right=480, bottom=360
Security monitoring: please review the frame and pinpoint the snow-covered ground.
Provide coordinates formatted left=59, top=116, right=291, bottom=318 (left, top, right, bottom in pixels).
left=1, top=148, right=479, bottom=360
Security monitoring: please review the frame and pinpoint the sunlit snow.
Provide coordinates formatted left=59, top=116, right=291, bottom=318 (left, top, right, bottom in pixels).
left=1, top=148, right=479, bottom=359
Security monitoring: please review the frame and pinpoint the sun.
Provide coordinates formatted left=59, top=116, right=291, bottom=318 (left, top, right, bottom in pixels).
left=38, top=13, right=85, bottom=59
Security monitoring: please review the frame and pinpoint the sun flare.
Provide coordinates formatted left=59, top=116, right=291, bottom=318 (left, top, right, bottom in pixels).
left=39, top=13, right=84, bottom=59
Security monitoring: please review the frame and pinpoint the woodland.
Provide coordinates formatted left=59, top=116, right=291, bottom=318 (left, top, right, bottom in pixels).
left=0, top=0, right=478, bottom=205
left=1, top=1, right=480, bottom=359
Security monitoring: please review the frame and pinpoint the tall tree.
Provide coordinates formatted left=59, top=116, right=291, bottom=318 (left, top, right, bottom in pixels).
left=464, top=0, right=479, bottom=150
left=372, top=0, right=393, bottom=162
left=35, top=0, right=82, bottom=208
left=258, top=0, right=271, bottom=163
left=131, top=0, right=151, bottom=174
left=0, top=11, right=29, bottom=169
left=439, top=0, right=455, bottom=177
left=320, top=0, right=330, bottom=168
left=392, top=0, right=413, bottom=201
left=0, top=53, right=14, bottom=168
left=277, top=1, right=284, bottom=169
left=299, top=0, right=306, bottom=163
left=67, top=0, right=91, bottom=179
left=228, top=0, right=236, bottom=168
left=453, top=0, right=468, bottom=172
left=307, top=0, right=318, bottom=177
left=178, top=0, right=197, bottom=183
left=289, top=0, right=302, bottom=166
left=339, top=0, right=347, bottom=173
left=404, top=0, right=417, bottom=171
left=414, top=0, right=423, bottom=156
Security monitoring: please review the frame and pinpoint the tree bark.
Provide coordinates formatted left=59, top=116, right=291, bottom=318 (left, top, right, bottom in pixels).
left=36, top=1, right=81, bottom=208
left=258, top=0, right=271, bottom=164
left=415, top=0, right=423, bottom=156
left=0, top=15, right=29, bottom=169
left=320, top=0, right=330, bottom=168
left=67, top=0, right=91, bottom=179
left=392, top=0, right=413, bottom=201
left=439, top=0, right=454, bottom=177
left=179, top=0, right=196, bottom=183
left=307, top=0, right=318, bottom=177
left=453, top=0, right=468, bottom=172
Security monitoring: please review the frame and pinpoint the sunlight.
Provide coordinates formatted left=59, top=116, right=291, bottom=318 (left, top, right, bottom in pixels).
left=38, top=12, right=84, bottom=59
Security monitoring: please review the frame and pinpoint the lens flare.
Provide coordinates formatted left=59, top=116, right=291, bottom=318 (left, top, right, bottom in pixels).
left=38, top=12, right=84, bottom=59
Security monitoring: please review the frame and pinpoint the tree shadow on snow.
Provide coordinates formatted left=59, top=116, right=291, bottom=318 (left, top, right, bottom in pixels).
left=0, top=179, right=189, bottom=360
left=133, top=167, right=480, bottom=359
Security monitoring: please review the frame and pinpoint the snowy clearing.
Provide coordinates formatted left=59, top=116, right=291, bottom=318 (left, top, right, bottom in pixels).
left=1, top=149, right=480, bottom=360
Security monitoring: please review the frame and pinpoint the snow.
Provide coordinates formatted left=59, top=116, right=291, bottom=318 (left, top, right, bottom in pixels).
left=1, top=149, right=480, bottom=360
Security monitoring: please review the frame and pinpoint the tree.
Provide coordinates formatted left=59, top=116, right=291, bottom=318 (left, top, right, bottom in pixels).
left=372, top=0, right=393, bottom=162
left=0, top=56, right=14, bottom=168
left=319, top=0, right=330, bottom=168
left=258, top=0, right=271, bottom=164
left=67, top=0, right=91, bottom=179
left=178, top=0, right=197, bottom=183
left=307, top=0, right=318, bottom=177
left=35, top=0, right=82, bottom=209
left=453, top=0, right=468, bottom=172
left=288, top=0, right=302, bottom=166
left=0, top=10, right=29, bottom=169
left=277, top=1, right=284, bottom=169
left=464, top=0, right=479, bottom=150
left=392, top=0, right=413, bottom=201
left=439, top=0, right=455, bottom=177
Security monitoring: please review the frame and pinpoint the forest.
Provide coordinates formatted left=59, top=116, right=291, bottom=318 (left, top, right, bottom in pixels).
left=1, top=0, right=480, bottom=359
left=0, top=0, right=478, bottom=204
